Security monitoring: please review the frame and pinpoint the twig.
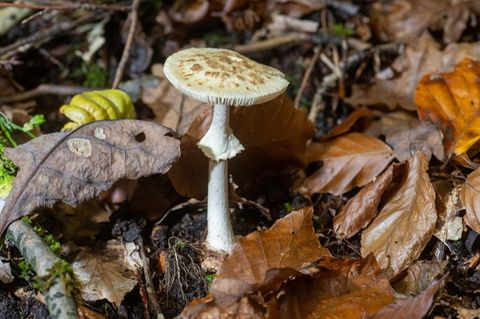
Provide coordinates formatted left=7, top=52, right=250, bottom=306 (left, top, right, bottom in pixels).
left=0, top=1, right=130, bottom=12
left=0, top=84, right=88, bottom=104
left=6, top=220, right=78, bottom=319
left=112, top=0, right=141, bottom=89
left=135, top=270, right=151, bottom=319
left=294, top=46, right=320, bottom=108
left=138, top=240, right=165, bottom=319
left=234, top=33, right=310, bottom=54
left=0, top=14, right=93, bottom=59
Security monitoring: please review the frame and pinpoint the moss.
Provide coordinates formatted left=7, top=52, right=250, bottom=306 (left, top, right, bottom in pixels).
left=33, top=260, right=76, bottom=294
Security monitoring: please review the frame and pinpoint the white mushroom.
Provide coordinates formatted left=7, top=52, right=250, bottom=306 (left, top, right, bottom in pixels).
left=164, top=48, right=289, bottom=252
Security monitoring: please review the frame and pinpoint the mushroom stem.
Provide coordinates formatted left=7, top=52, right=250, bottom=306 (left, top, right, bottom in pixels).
left=199, top=103, right=238, bottom=252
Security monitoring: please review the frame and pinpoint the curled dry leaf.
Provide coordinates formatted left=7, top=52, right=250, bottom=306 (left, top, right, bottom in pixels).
left=416, top=58, right=480, bottom=156
left=323, top=107, right=374, bottom=141
left=348, top=33, right=480, bottom=111
left=361, top=152, right=437, bottom=278
left=72, top=240, right=138, bottom=306
left=211, top=207, right=330, bottom=304
left=334, top=164, right=393, bottom=240
left=460, top=167, right=480, bottom=233
left=304, top=133, right=393, bottom=196
left=371, top=0, right=473, bottom=43
left=378, top=112, right=445, bottom=162
left=169, top=94, right=314, bottom=198
left=371, top=274, right=447, bottom=319
left=0, top=120, right=180, bottom=235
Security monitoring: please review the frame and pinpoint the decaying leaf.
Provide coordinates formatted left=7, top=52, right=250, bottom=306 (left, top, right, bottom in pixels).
left=371, top=274, right=447, bottom=319
left=324, top=107, right=374, bottom=140
left=361, top=152, right=437, bottom=278
left=0, top=120, right=180, bottom=235
left=334, top=164, right=394, bottom=239
left=72, top=240, right=139, bottom=306
left=169, top=94, right=314, bottom=198
left=433, top=180, right=464, bottom=241
left=371, top=0, right=475, bottom=43
left=348, top=33, right=480, bottom=111
left=142, top=64, right=210, bottom=136
left=416, top=58, right=480, bottom=155
left=393, top=260, right=447, bottom=296
left=304, top=133, right=394, bottom=195
left=377, top=112, right=445, bottom=161
left=460, top=167, right=480, bottom=233
left=211, top=207, right=330, bottom=303
left=273, top=255, right=394, bottom=319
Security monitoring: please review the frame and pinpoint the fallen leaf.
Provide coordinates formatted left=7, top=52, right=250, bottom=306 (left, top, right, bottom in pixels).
left=142, top=64, right=210, bottom=136
left=274, top=255, right=394, bottom=319
left=454, top=305, right=480, bottom=319
left=324, top=107, right=374, bottom=140
left=348, top=33, right=480, bottom=110
left=334, top=164, right=394, bottom=239
left=361, top=152, right=437, bottom=278
left=168, top=94, right=314, bottom=198
left=72, top=240, right=138, bottom=306
left=211, top=207, right=329, bottom=304
left=416, top=58, right=480, bottom=155
left=304, top=133, right=394, bottom=195
left=371, top=274, right=446, bottom=319
left=393, top=260, right=447, bottom=296
left=371, top=0, right=473, bottom=43
left=378, top=112, right=445, bottom=161
left=181, top=295, right=265, bottom=319
left=0, top=120, right=180, bottom=235
left=78, top=306, right=106, bottom=319
left=433, top=180, right=464, bottom=241
left=460, top=167, right=480, bottom=233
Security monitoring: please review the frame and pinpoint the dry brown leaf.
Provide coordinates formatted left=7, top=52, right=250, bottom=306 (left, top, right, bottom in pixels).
left=416, top=58, right=480, bottom=156
left=211, top=207, right=329, bottom=304
left=273, top=255, right=394, bottom=319
left=393, top=260, right=447, bottom=296
left=371, top=274, right=446, bottom=319
left=460, top=167, right=480, bottom=233
left=142, top=64, right=210, bottom=135
left=371, top=0, right=473, bottom=43
left=72, top=240, right=139, bottom=306
left=361, top=152, right=437, bottom=278
left=378, top=112, right=445, bottom=161
left=348, top=33, right=480, bottom=111
left=323, top=107, right=374, bottom=140
left=433, top=180, right=464, bottom=241
left=304, top=133, right=393, bottom=195
left=334, top=164, right=393, bottom=239
left=168, top=94, right=314, bottom=198
left=0, top=120, right=180, bottom=235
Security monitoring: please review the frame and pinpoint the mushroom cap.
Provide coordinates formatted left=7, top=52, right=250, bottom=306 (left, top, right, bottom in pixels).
left=163, top=48, right=289, bottom=106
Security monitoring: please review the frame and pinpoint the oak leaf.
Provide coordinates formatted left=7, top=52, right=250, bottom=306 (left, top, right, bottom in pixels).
left=0, top=120, right=180, bottom=235
left=415, top=58, right=480, bottom=155
left=460, top=167, right=480, bottom=233
left=168, top=94, right=314, bottom=198
left=361, top=152, right=437, bottom=278
left=334, top=164, right=393, bottom=239
left=304, top=133, right=394, bottom=195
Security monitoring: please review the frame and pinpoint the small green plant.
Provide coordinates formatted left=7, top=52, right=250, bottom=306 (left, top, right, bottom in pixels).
left=33, top=260, right=76, bottom=293
left=78, top=63, right=108, bottom=88
left=205, top=273, right=215, bottom=285
left=330, top=24, right=356, bottom=37
left=283, top=202, right=294, bottom=213
left=0, top=113, right=45, bottom=147
left=18, top=259, right=34, bottom=280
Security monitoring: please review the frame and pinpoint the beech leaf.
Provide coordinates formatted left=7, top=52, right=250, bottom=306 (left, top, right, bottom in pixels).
left=334, top=164, right=394, bottom=239
left=361, top=152, right=437, bottom=278
left=460, top=167, right=480, bottom=233
left=305, top=133, right=394, bottom=195
left=0, top=120, right=180, bottom=235
left=211, top=207, right=330, bottom=304
left=415, top=58, right=480, bottom=155
left=168, top=94, right=314, bottom=198
left=72, top=240, right=139, bottom=306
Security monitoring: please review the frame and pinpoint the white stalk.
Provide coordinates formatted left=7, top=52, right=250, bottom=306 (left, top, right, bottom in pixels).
left=198, top=104, right=240, bottom=252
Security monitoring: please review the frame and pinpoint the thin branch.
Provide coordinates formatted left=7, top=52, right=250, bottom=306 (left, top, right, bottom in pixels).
left=0, top=84, right=88, bottom=104
left=112, top=0, right=141, bottom=89
left=294, top=46, right=320, bottom=108
left=7, top=220, right=78, bottom=319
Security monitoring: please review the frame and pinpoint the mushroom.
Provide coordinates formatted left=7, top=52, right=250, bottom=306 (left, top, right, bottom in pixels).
left=164, top=48, right=289, bottom=252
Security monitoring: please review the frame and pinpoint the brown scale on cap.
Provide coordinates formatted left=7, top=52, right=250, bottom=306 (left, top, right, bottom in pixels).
left=164, top=48, right=289, bottom=106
